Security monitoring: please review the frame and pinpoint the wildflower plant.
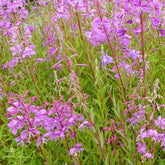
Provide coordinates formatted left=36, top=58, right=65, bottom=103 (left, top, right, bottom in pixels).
left=6, top=92, right=89, bottom=163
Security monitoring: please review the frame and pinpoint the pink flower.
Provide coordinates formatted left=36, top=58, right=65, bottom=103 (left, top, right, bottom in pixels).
left=36, top=58, right=44, bottom=63
left=102, top=54, right=113, bottom=65
left=152, top=17, right=160, bottom=27
left=137, top=142, right=146, bottom=154
left=22, top=45, right=36, bottom=58
left=116, top=28, right=126, bottom=37
left=145, top=153, right=154, bottom=159
left=79, top=120, right=92, bottom=131
left=69, top=143, right=84, bottom=156
left=19, top=8, right=28, bottom=21
left=160, top=30, right=165, bottom=37
left=155, top=116, right=165, bottom=129
left=10, top=44, right=22, bottom=56
left=8, top=57, right=20, bottom=68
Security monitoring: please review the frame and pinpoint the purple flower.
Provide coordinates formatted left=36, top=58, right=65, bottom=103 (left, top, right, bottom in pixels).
left=6, top=101, right=20, bottom=115
left=36, top=58, right=44, bottom=63
left=85, top=31, right=92, bottom=43
left=145, top=153, right=154, bottom=159
left=22, top=45, right=36, bottom=58
left=123, top=38, right=130, bottom=47
left=19, top=8, right=28, bottom=21
left=33, top=6, right=37, bottom=10
left=10, top=44, right=22, bottom=56
left=117, top=28, right=126, bottom=37
left=152, top=17, right=160, bottom=27
left=137, top=142, right=146, bottom=154
left=129, top=50, right=138, bottom=60
left=43, top=1, right=49, bottom=6
left=8, top=57, right=19, bottom=68
left=1, top=64, right=8, bottom=69
left=155, top=116, right=165, bottom=129
left=79, top=121, right=92, bottom=131
left=134, top=27, right=141, bottom=35
left=28, top=25, right=34, bottom=33
left=123, top=48, right=140, bottom=60
left=126, top=110, right=146, bottom=126
left=36, top=136, right=47, bottom=147
left=44, top=130, right=65, bottom=140
left=86, top=17, right=111, bottom=46
left=8, top=117, right=23, bottom=135
left=160, top=30, right=165, bottom=37
left=127, top=19, right=133, bottom=24
left=20, top=128, right=40, bottom=140
left=102, top=54, right=113, bottom=65
left=69, top=143, right=84, bottom=156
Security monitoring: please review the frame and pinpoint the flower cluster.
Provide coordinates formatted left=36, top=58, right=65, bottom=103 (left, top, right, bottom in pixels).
left=0, top=0, right=36, bottom=68
left=124, top=89, right=147, bottom=127
left=6, top=94, right=89, bottom=156
left=85, top=17, right=112, bottom=47
left=85, top=0, right=165, bottom=79
left=136, top=116, right=165, bottom=160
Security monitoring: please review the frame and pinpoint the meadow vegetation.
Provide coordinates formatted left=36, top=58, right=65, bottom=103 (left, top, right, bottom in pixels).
left=0, top=0, right=165, bottom=164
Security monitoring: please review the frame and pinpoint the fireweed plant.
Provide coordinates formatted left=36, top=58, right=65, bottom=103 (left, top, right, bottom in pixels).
left=0, top=0, right=165, bottom=164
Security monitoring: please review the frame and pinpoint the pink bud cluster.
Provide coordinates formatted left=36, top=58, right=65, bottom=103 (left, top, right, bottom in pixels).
left=103, top=119, right=125, bottom=155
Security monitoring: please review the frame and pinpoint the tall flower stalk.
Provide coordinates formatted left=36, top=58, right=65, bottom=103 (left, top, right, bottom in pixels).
left=140, top=12, right=146, bottom=97
left=96, top=0, right=127, bottom=101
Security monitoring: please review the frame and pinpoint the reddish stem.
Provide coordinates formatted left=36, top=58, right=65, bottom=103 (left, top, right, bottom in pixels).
left=140, top=12, right=146, bottom=97
left=96, top=1, right=127, bottom=101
